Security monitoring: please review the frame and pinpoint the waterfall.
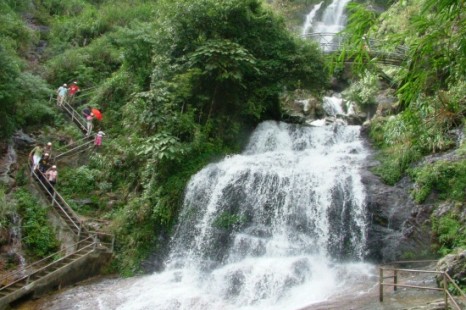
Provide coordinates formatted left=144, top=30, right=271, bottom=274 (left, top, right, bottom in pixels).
left=323, top=96, right=345, bottom=116
left=301, top=1, right=323, bottom=36
left=116, top=121, right=372, bottom=310
left=301, top=0, right=352, bottom=51
left=312, top=0, right=352, bottom=34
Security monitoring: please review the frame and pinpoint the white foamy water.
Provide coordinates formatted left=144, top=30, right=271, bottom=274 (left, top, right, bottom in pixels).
left=302, top=0, right=352, bottom=52
left=302, top=1, right=323, bottom=36
left=40, top=121, right=374, bottom=310
left=312, top=0, right=351, bottom=34
left=323, top=96, right=345, bottom=116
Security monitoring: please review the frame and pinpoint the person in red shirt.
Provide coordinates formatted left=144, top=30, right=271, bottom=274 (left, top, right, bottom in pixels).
left=68, top=81, right=80, bottom=104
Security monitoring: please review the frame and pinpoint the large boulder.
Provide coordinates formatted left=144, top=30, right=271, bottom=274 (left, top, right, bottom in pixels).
left=435, top=249, right=466, bottom=289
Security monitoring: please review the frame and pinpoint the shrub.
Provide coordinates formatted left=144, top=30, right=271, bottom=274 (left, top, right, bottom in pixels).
left=432, top=212, right=466, bottom=256
left=410, top=160, right=466, bottom=203
left=15, top=189, right=59, bottom=258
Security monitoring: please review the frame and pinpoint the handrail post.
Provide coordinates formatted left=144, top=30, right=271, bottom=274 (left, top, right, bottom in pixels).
left=379, top=267, right=384, bottom=302
left=394, top=269, right=398, bottom=291
left=443, top=273, right=448, bottom=310
left=52, top=190, right=57, bottom=206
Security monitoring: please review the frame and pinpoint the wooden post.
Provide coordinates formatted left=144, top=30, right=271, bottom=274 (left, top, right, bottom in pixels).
left=379, top=267, right=384, bottom=302
left=443, top=273, right=448, bottom=310
left=394, top=269, right=398, bottom=291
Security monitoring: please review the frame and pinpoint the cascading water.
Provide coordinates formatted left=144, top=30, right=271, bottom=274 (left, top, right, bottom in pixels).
left=312, top=0, right=352, bottom=34
left=302, top=0, right=352, bottom=51
left=301, top=1, right=323, bottom=36
left=116, top=121, right=372, bottom=310
left=37, top=121, right=375, bottom=310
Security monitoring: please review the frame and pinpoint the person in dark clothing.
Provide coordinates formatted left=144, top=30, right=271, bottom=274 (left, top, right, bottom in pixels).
left=38, top=153, right=51, bottom=173
left=82, top=106, right=91, bottom=118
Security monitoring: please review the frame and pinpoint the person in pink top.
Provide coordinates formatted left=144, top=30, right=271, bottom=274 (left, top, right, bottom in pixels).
left=45, top=165, right=58, bottom=191
left=94, top=131, right=105, bottom=147
left=86, top=112, right=94, bottom=136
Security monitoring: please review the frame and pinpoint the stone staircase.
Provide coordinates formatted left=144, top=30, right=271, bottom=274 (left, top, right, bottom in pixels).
left=0, top=94, right=113, bottom=309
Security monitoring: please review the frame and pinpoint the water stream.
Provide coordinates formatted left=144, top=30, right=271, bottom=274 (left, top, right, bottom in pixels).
left=36, top=119, right=375, bottom=310
left=120, top=121, right=372, bottom=310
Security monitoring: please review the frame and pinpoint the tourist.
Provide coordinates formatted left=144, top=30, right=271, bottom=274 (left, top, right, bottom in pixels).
left=57, top=83, right=68, bottom=106
left=44, top=142, right=53, bottom=158
left=86, top=112, right=94, bottom=136
left=29, top=144, right=43, bottom=174
left=94, top=130, right=105, bottom=147
left=82, top=106, right=91, bottom=118
left=68, top=81, right=80, bottom=104
left=38, top=153, right=51, bottom=174
left=45, top=165, right=58, bottom=190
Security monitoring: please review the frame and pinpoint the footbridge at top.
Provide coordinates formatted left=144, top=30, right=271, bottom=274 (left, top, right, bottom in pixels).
left=304, top=32, right=407, bottom=66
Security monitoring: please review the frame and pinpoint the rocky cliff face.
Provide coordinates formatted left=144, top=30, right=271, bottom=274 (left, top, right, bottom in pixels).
left=361, top=140, right=435, bottom=262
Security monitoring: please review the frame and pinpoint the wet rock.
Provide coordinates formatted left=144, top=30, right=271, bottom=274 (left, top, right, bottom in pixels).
left=69, top=198, right=95, bottom=208
left=375, top=89, right=398, bottom=117
left=13, top=130, right=36, bottom=149
left=435, top=249, right=466, bottom=289
left=0, top=145, right=18, bottom=187
left=361, top=149, right=434, bottom=262
left=346, top=112, right=367, bottom=125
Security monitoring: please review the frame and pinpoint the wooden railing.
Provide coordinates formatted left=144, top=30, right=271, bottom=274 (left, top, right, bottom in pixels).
left=379, top=261, right=466, bottom=310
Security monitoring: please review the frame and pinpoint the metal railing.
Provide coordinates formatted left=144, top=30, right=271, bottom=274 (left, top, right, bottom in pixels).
left=379, top=261, right=466, bottom=309
left=55, top=139, right=94, bottom=161
left=304, top=32, right=408, bottom=64
left=50, top=95, right=88, bottom=134
left=89, top=231, right=115, bottom=252
left=0, top=236, right=95, bottom=291
left=31, top=162, right=85, bottom=237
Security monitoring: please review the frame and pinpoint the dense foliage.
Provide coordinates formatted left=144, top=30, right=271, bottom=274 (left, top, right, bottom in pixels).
left=0, top=1, right=53, bottom=140
left=4, top=0, right=326, bottom=274
left=338, top=0, right=465, bottom=259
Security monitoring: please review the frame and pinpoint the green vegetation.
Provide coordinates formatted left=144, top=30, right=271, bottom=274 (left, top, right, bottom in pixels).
left=432, top=212, right=466, bottom=256
left=0, top=187, right=16, bottom=242
left=15, top=189, right=59, bottom=259
left=0, top=1, right=53, bottom=140
left=410, top=160, right=466, bottom=204
left=338, top=0, right=465, bottom=262
left=2, top=0, right=464, bottom=276
left=213, top=212, right=245, bottom=230
left=1, top=0, right=325, bottom=274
